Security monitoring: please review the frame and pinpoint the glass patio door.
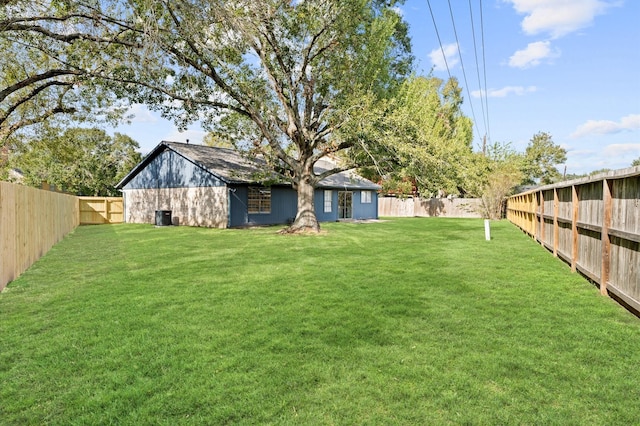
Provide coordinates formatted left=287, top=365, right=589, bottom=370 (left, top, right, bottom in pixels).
left=338, top=191, right=352, bottom=219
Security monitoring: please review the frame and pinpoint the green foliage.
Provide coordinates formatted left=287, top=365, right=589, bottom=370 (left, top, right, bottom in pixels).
left=10, top=127, right=141, bottom=195
left=632, top=157, right=640, bottom=167
left=97, top=0, right=413, bottom=230
left=474, top=142, right=524, bottom=219
left=589, top=168, right=613, bottom=176
left=354, top=76, right=474, bottom=197
left=522, top=131, right=567, bottom=185
left=203, top=133, right=234, bottom=149
left=2, top=219, right=639, bottom=424
left=0, top=0, right=130, bottom=144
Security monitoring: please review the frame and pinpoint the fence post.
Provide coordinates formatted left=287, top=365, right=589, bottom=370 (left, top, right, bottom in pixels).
left=539, top=190, right=544, bottom=246
left=571, top=185, right=579, bottom=272
left=553, top=188, right=559, bottom=257
left=600, top=179, right=612, bottom=296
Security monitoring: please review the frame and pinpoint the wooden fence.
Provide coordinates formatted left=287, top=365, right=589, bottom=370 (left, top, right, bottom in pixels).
left=379, top=197, right=482, bottom=218
left=0, top=182, right=80, bottom=291
left=0, top=182, right=125, bottom=291
left=79, top=197, right=123, bottom=224
left=507, top=167, right=640, bottom=314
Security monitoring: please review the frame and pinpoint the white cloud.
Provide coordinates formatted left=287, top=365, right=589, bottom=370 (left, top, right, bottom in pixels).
left=126, top=104, right=158, bottom=123
left=508, top=41, right=559, bottom=68
left=571, top=114, right=640, bottom=138
left=428, top=43, right=459, bottom=72
left=472, top=86, right=537, bottom=98
left=504, top=0, right=616, bottom=39
left=602, top=143, right=640, bottom=157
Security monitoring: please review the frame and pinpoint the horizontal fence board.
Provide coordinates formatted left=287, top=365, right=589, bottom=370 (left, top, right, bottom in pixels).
left=507, top=167, right=640, bottom=316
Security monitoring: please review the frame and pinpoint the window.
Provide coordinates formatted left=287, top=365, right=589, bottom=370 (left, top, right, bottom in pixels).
left=324, top=190, right=332, bottom=213
left=248, top=187, right=271, bottom=213
left=361, top=190, right=372, bottom=204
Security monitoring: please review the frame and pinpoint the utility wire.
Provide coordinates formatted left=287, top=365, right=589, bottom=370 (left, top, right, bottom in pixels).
left=426, top=0, right=453, bottom=81
left=446, top=0, right=482, bottom=144
left=479, top=0, right=491, bottom=143
left=468, top=0, right=489, bottom=143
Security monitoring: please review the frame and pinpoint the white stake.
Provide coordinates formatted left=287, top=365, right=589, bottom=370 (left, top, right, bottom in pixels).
left=484, top=219, right=491, bottom=241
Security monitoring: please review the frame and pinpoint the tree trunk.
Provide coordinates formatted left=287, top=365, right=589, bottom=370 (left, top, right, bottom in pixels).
left=286, top=176, right=320, bottom=233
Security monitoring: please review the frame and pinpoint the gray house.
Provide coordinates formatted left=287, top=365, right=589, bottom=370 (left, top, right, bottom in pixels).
left=116, top=141, right=380, bottom=228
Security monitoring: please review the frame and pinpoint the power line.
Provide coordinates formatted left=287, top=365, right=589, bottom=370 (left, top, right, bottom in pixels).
left=446, top=0, right=483, bottom=143
left=468, top=0, right=489, bottom=143
left=426, top=0, right=453, bottom=81
left=479, top=0, right=491, bottom=143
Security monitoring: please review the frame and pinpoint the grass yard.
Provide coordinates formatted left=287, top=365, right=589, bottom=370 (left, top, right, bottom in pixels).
left=1, top=218, right=639, bottom=425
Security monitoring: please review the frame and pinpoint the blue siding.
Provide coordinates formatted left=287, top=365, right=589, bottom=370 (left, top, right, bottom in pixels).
left=123, top=150, right=224, bottom=189
left=314, top=189, right=338, bottom=222
left=313, top=189, right=378, bottom=221
left=352, top=190, right=378, bottom=219
left=229, top=186, right=379, bottom=227
left=229, top=185, right=297, bottom=227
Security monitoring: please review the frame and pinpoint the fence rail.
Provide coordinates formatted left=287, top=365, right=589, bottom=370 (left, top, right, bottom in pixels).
left=1, top=182, right=80, bottom=291
left=507, top=167, right=640, bottom=315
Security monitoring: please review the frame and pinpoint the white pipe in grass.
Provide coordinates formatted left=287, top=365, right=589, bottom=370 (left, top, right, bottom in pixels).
left=484, top=219, right=491, bottom=241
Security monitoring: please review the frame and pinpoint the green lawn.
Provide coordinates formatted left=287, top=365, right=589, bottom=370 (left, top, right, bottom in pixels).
left=1, top=218, right=639, bottom=425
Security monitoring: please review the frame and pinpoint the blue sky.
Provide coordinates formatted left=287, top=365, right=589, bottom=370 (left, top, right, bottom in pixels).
left=115, top=0, right=640, bottom=175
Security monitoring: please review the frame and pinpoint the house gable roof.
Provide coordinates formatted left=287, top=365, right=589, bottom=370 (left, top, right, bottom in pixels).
left=117, top=141, right=380, bottom=190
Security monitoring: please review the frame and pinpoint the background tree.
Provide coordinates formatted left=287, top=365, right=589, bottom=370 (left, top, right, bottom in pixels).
left=358, top=76, right=474, bottom=197
left=521, top=132, right=567, bottom=185
left=85, top=0, right=413, bottom=232
left=475, top=142, right=524, bottom=219
left=632, top=157, right=640, bottom=167
left=9, top=127, right=140, bottom=196
left=203, top=133, right=234, bottom=149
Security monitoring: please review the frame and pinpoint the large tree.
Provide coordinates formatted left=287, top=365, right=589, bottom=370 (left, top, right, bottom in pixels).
left=0, top=0, right=136, bottom=144
left=9, top=127, right=141, bottom=196
left=82, top=0, right=413, bottom=232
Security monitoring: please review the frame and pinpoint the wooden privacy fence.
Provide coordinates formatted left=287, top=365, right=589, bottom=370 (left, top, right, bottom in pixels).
left=79, top=197, right=123, bottom=224
left=507, top=167, right=640, bottom=314
left=379, top=197, right=482, bottom=218
left=0, top=182, right=124, bottom=291
left=0, top=182, right=80, bottom=291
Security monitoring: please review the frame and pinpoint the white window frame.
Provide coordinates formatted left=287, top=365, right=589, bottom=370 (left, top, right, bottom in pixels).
left=361, top=190, right=372, bottom=204
left=247, top=186, right=271, bottom=214
left=324, top=190, right=332, bottom=213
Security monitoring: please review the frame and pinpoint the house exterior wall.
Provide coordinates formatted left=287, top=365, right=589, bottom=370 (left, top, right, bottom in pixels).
left=352, top=190, right=379, bottom=220
left=121, top=149, right=228, bottom=228
left=123, top=149, right=225, bottom=190
left=123, top=187, right=228, bottom=228
left=314, top=188, right=379, bottom=221
left=228, top=185, right=297, bottom=227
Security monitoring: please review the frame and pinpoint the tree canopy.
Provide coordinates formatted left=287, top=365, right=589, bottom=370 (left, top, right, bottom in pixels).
left=521, top=131, right=567, bottom=185
left=357, top=75, right=474, bottom=197
left=8, top=127, right=141, bottom=196
left=0, top=0, right=134, bottom=143
left=48, top=0, right=413, bottom=231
